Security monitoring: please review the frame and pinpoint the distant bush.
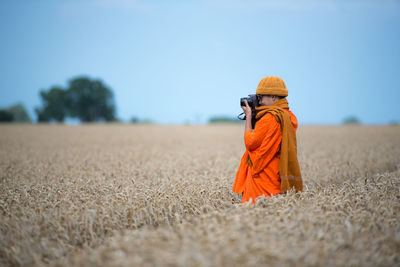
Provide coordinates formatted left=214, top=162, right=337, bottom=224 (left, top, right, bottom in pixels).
left=130, top=116, right=139, bottom=123
left=208, top=116, right=242, bottom=124
left=343, top=116, right=360, bottom=125
left=130, top=116, right=152, bottom=124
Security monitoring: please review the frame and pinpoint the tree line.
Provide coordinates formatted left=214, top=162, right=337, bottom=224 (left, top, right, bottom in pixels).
left=0, top=76, right=369, bottom=124
left=0, top=76, right=117, bottom=123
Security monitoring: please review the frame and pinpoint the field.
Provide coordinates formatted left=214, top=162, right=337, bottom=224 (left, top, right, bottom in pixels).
left=1, top=124, right=399, bottom=266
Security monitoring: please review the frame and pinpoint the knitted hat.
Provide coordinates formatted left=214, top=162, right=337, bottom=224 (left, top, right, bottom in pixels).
left=256, top=76, right=288, bottom=97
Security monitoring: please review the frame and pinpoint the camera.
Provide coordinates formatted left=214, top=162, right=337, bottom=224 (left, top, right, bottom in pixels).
left=240, top=94, right=259, bottom=108
left=238, top=94, right=259, bottom=129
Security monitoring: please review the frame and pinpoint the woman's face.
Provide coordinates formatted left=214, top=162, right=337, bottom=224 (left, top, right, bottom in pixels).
left=258, top=95, right=277, bottom=106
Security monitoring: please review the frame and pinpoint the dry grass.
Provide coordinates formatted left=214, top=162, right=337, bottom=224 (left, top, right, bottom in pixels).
left=0, top=124, right=399, bottom=266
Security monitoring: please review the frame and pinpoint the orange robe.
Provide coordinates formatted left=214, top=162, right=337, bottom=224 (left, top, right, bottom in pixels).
left=232, top=109, right=298, bottom=204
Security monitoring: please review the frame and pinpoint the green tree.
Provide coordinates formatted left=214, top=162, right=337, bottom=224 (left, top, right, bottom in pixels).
left=0, top=109, right=13, bottom=122
left=66, top=77, right=116, bottom=122
left=0, top=103, right=32, bottom=123
left=8, top=103, right=32, bottom=122
left=35, top=76, right=117, bottom=123
left=35, top=87, right=67, bottom=122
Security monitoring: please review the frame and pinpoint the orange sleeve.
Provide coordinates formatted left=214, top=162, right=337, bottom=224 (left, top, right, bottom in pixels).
left=245, top=114, right=282, bottom=176
left=244, top=114, right=280, bottom=151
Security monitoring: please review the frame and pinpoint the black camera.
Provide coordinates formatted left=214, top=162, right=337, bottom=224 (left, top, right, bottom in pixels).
left=238, top=94, right=259, bottom=129
left=240, top=94, right=259, bottom=108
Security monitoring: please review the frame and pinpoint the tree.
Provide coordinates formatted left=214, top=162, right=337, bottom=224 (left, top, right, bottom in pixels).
left=0, top=103, right=31, bottom=123
left=8, top=103, right=32, bottom=122
left=35, top=87, right=67, bottom=122
left=0, top=109, right=13, bottom=122
left=35, top=76, right=117, bottom=123
left=66, top=77, right=116, bottom=122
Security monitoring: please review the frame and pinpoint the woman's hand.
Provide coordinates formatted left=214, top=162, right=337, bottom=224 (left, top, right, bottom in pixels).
left=242, top=99, right=253, bottom=131
left=241, top=99, right=252, bottom=117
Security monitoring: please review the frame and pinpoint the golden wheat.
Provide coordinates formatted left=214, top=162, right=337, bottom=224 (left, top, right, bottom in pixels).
left=0, top=124, right=399, bottom=266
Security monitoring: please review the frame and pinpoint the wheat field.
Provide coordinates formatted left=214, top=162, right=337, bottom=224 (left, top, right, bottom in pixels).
left=0, top=124, right=399, bottom=266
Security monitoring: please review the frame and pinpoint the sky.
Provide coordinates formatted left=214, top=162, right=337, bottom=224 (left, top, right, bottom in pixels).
left=0, top=0, right=399, bottom=124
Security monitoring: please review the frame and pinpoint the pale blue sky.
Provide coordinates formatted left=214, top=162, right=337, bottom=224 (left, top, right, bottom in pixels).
left=0, top=0, right=399, bottom=124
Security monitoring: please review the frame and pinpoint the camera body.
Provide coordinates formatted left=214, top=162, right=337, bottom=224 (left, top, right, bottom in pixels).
left=238, top=94, right=260, bottom=129
left=240, top=94, right=259, bottom=108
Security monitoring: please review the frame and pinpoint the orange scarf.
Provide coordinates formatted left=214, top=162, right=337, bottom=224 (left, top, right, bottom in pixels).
left=253, top=98, right=303, bottom=193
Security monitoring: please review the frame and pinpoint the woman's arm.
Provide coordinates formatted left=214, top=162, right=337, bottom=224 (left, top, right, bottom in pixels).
left=246, top=115, right=281, bottom=175
left=244, top=114, right=277, bottom=151
left=242, top=99, right=253, bottom=132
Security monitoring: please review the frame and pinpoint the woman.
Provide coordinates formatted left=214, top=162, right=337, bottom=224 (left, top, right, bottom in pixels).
left=232, top=76, right=303, bottom=204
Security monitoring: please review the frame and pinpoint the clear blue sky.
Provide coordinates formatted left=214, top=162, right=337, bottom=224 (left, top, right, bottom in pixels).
left=0, top=0, right=399, bottom=124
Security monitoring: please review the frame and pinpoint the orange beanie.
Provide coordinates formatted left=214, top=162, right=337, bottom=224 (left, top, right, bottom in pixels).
left=256, top=76, right=288, bottom=97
